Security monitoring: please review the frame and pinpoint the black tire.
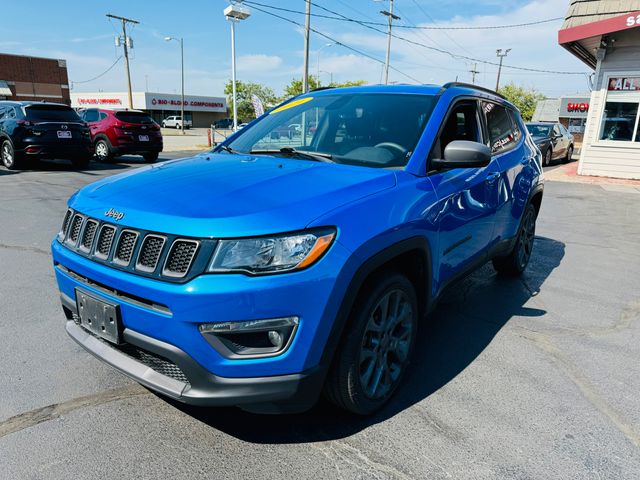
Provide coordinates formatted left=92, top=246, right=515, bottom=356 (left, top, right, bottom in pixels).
left=94, top=138, right=112, bottom=162
left=492, top=203, right=537, bottom=276
left=324, top=272, right=418, bottom=415
left=143, top=151, right=159, bottom=163
left=71, top=156, right=91, bottom=169
left=543, top=148, right=552, bottom=167
left=1, top=139, right=23, bottom=170
left=563, top=144, right=573, bottom=163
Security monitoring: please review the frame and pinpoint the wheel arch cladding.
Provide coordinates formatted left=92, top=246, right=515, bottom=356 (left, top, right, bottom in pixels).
left=319, top=236, right=433, bottom=371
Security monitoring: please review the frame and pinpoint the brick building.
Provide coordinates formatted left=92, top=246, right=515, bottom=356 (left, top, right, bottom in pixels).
left=0, top=52, right=70, bottom=105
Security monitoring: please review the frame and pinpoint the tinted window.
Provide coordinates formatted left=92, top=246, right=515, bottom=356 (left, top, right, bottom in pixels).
left=115, top=111, right=154, bottom=124
left=99, top=112, right=108, bottom=121
left=433, top=101, right=481, bottom=159
left=527, top=124, right=551, bottom=137
left=84, top=109, right=99, bottom=122
left=483, top=102, right=517, bottom=153
left=25, top=104, right=81, bottom=122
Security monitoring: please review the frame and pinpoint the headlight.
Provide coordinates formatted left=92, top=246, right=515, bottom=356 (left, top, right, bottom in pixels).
left=208, top=229, right=336, bottom=274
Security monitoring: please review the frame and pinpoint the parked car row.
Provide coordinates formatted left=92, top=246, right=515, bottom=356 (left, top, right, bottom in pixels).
left=0, top=101, right=165, bottom=170
left=525, top=122, right=574, bottom=166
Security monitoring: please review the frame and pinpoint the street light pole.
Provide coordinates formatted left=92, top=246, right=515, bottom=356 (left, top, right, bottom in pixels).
left=316, top=43, right=335, bottom=87
left=165, top=36, right=185, bottom=134
left=495, top=48, right=511, bottom=91
left=302, top=0, right=311, bottom=93
left=380, top=0, right=400, bottom=85
left=224, top=2, right=251, bottom=132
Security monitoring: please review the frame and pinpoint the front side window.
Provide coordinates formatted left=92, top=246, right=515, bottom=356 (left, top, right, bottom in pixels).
left=599, top=101, right=639, bottom=142
left=224, top=93, right=437, bottom=169
left=483, top=102, right=517, bottom=153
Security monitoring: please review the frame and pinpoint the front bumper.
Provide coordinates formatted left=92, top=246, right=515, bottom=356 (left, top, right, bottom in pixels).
left=63, top=303, right=323, bottom=412
left=52, top=237, right=354, bottom=409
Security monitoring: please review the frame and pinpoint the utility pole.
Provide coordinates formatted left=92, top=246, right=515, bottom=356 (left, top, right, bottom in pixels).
left=107, top=14, right=139, bottom=110
left=495, top=48, right=511, bottom=91
left=380, top=0, right=400, bottom=85
left=165, top=37, right=185, bottom=134
left=302, top=0, right=311, bottom=93
left=469, top=63, right=479, bottom=84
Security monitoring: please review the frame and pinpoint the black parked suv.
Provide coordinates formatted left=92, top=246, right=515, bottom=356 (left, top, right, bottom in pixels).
left=0, top=101, right=93, bottom=170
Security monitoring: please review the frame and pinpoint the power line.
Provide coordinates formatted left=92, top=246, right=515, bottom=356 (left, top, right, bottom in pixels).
left=305, top=1, right=587, bottom=75
left=247, top=3, right=423, bottom=84
left=71, top=56, right=123, bottom=86
left=243, top=2, right=562, bottom=30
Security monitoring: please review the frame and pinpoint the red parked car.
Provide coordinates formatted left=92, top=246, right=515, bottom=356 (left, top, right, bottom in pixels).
left=78, top=108, right=163, bottom=162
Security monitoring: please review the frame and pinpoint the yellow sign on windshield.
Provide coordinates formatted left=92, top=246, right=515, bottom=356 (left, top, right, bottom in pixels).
left=270, top=97, right=313, bottom=115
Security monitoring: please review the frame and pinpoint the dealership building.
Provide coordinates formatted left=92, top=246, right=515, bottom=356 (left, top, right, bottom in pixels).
left=0, top=52, right=70, bottom=104
left=70, top=91, right=228, bottom=128
left=559, top=1, right=640, bottom=179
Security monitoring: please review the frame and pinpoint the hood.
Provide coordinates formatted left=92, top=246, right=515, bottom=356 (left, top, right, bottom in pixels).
left=71, top=153, right=396, bottom=237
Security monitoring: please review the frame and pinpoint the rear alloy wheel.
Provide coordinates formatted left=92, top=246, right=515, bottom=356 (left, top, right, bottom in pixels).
left=563, top=145, right=573, bottom=163
left=1, top=140, right=22, bottom=170
left=492, top=203, right=537, bottom=276
left=543, top=148, right=552, bottom=167
left=324, top=273, right=418, bottom=415
left=143, top=152, right=159, bottom=163
left=94, top=139, right=112, bottom=162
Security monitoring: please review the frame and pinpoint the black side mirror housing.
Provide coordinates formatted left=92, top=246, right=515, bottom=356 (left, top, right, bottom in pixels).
left=431, top=140, right=492, bottom=170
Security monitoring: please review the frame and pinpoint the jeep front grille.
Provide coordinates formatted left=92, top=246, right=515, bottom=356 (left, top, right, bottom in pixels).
left=57, top=210, right=207, bottom=282
left=136, top=235, right=165, bottom=272
left=96, top=225, right=116, bottom=259
left=80, top=219, right=98, bottom=252
left=163, top=240, right=199, bottom=278
left=113, top=230, right=138, bottom=266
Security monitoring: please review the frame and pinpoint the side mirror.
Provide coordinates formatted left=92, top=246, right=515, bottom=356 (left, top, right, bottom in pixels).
left=431, top=140, right=492, bottom=170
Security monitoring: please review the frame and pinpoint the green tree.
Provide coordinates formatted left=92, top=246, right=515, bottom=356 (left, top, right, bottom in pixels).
left=224, top=80, right=277, bottom=121
left=497, top=83, right=545, bottom=122
left=281, top=77, right=367, bottom=100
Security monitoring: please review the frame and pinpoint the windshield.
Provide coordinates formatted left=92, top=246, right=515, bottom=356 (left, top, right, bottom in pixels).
left=224, top=93, right=437, bottom=169
left=115, top=111, right=154, bottom=124
left=25, top=105, right=82, bottom=122
left=526, top=124, right=552, bottom=137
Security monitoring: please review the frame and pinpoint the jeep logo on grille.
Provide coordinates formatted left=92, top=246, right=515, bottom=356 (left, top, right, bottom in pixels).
left=105, top=208, right=125, bottom=221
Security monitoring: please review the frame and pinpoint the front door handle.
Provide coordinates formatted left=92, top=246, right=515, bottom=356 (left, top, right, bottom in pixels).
left=485, top=172, right=500, bottom=184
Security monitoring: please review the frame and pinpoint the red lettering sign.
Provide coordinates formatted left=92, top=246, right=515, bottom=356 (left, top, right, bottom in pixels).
left=567, top=102, right=589, bottom=113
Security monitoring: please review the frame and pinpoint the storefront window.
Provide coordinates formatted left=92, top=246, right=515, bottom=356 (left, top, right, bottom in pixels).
left=599, top=102, right=639, bottom=141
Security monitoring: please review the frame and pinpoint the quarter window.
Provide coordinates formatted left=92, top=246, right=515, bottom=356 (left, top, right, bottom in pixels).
left=483, top=102, right=517, bottom=154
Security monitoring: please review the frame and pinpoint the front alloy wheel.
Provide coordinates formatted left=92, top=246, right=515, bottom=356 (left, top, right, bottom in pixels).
left=324, top=273, right=418, bottom=415
left=543, top=148, right=552, bottom=167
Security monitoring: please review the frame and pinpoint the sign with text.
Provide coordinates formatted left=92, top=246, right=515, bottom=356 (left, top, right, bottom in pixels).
left=559, top=97, right=590, bottom=118
left=608, top=77, right=640, bottom=91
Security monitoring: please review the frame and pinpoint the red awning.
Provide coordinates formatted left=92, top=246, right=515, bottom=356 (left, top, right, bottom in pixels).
left=559, top=11, right=640, bottom=45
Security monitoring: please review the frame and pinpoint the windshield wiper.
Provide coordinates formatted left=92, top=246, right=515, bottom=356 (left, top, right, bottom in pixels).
left=218, top=144, right=241, bottom=154
left=250, top=147, right=334, bottom=163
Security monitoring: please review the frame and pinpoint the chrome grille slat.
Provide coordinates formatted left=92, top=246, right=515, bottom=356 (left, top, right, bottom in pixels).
left=80, top=219, right=99, bottom=252
left=136, top=235, right=166, bottom=273
left=113, top=230, right=138, bottom=266
left=66, top=214, right=84, bottom=246
left=163, top=240, right=199, bottom=278
left=95, top=225, right=116, bottom=259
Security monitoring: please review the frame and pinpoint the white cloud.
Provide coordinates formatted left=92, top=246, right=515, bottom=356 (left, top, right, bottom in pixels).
left=236, top=54, right=284, bottom=73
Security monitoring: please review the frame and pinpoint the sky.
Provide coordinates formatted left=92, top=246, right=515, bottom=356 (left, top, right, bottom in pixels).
left=0, top=0, right=592, bottom=99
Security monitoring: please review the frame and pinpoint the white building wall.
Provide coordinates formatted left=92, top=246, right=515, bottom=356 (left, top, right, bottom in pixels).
left=579, top=29, right=640, bottom=180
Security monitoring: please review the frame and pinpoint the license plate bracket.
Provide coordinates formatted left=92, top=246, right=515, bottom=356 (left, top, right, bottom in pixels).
left=75, top=288, right=122, bottom=344
left=138, top=134, right=149, bottom=142
left=57, top=130, right=72, bottom=139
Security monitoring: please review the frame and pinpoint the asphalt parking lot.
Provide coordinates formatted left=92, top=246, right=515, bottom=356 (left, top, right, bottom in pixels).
left=1, top=156, right=639, bottom=479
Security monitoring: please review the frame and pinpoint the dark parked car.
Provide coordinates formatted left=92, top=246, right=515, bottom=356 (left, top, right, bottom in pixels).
left=526, top=122, right=574, bottom=166
left=0, top=101, right=92, bottom=170
left=78, top=109, right=163, bottom=163
left=214, top=118, right=235, bottom=129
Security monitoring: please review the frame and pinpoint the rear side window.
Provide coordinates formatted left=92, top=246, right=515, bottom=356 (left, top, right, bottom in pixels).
left=483, top=102, right=518, bottom=154
left=25, top=105, right=81, bottom=122
left=83, top=109, right=99, bottom=122
left=115, top=111, right=154, bottom=124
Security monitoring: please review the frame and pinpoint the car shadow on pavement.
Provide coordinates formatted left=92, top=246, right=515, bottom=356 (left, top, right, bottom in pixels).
left=166, top=236, right=565, bottom=444
left=0, top=156, right=176, bottom=176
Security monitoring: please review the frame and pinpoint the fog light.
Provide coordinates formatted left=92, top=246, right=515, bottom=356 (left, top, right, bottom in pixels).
left=199, top=316, right=299, bottom=359
left=267, top=330, right=283, bottom=348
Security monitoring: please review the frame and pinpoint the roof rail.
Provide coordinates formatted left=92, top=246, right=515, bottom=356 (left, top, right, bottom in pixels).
left=442, top=82, right=506, bottom=100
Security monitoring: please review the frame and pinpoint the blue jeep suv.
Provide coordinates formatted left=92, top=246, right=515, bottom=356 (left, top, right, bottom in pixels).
left=52, top=83, right=543, bottom=415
